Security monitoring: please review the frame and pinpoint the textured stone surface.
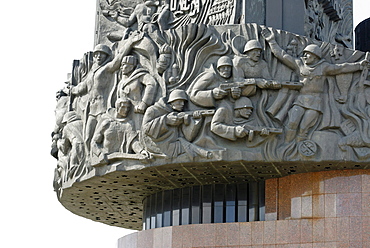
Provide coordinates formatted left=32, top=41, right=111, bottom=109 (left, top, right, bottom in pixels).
left=115, top=169, right=370, bottom=246
left=53, top=0, right=369, bottom=231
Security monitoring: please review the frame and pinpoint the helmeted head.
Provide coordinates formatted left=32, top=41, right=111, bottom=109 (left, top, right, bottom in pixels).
left=303, top=44, right=322, bottom=58
left=121, top=55, right=137, bottom=75
left=243, top=40, right=262, bottom=53
left=168, top=89, right=187, bottom=112
left=243, top=40, right=263, bottom=62
left=115, top=97, right=131, bottom=118
left=302, top=44, right=322, bottom=65
left=93, top=44, right=112, bottom=65
left=217, top=56, right=233, bottom=79
left=234, top=97, right=253, bottom=119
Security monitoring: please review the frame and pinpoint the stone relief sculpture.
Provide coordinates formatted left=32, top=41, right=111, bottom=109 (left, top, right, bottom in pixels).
left=304, top=0, right=353, bottom=47
left=59, top=111, right=86, bottom=182
left=142, top=89, right=212, bottom=159
left=53, top=1, right=369, bottom=192
left=262, top=29, right=367, bottom=142
left=116, top=55, right=158, bottom=115
left=211, top=97, right=281, bottom=141
left=91, top=97, right=149, bottom=166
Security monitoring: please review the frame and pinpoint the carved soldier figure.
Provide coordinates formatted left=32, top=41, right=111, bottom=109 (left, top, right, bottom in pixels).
left=71, top=34, right=142, bottom=151
left=59, top=111, right=86, bottom=179
left=113, top=0, right=159, bottom=32
left=142, top=89, right=211, bottom=159
left=187, top=56, right=242, bottom=108
left=211, top=97, right=274, bottom=141
left=234, top=40, right=271, bottom=80
left=156, top=44, right=179, bottom=85
left=117, top=55, right=158, bottom=115
left=51, top=88, right=70, bottom=159
left=71, top=44, right=114, bottom=123
left=262, top=28, right=369, bottom=142
left=91, top=98, right=147, bottom=163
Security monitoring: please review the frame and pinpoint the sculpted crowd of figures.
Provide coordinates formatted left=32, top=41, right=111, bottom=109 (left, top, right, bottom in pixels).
left=52, top=20, right=370, bottom=189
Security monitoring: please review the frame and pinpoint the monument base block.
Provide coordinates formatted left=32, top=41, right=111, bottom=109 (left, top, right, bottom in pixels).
left=118, top=169, right=370, bottom=247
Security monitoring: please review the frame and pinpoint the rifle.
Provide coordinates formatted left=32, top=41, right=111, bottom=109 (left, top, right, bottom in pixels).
left=68, top=60, right=80, bottom=111
left=219, top=78, right=258, bottom=91
left=176, top=109, right=215, bottom=125
left=177, top=109, right=215, bottom=119
left=280, top=81, right=303, bottom=90
left=243, top=126, right=282, bottom=142
left=220, top=79, right=302, bottom=91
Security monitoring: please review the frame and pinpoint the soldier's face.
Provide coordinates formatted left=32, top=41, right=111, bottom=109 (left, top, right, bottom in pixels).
left=303, top=52, right=319, bottom=65
left=246, top=49, right=261, bottom=62
left=94, top=52, right=107, bottom=65
left=121, top=63, right=135, bottom=75
left=218, top=65, right=232, bottom=79
left=170, top=99, right=185, bottom=112
left=156, top=55, right=170, bottom=73
left=238, top=107, right=253, bottom=119
left=118, top=103, right=130, bottom=117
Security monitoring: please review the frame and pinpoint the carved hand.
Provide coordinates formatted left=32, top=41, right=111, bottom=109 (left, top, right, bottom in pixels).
left=166, top=112, right=183, bottom=126
left=256, top=79, right=270, bottom=89
left=212, top=87, right=228, bottom=99
left=360, top=59, right=370, bottom=69
left=70, top=85, right=77, bottom=95
left=140, top=149, right=151, bottom=158
left=261, top=28, right=274, bottom=42
left=235, top=126, right=248, bottom=138
left=110, top=11, right=119, bottom=20
left=268, top=81, right=282, bottom=89
left=260, top=128, right=270, bottom=136
left=230, top=87, right=241, bottom=99
left=192, top=111, right=202, bottom=119
left=129, top=30, right=144, bottom=44
left=134, top=101, right=148, bottom=114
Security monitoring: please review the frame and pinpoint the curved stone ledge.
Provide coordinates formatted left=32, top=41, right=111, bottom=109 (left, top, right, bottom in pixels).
left=59, top=164, right=369, bottom=230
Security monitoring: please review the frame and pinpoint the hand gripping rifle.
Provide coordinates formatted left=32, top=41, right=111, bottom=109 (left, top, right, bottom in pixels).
left=244, top=126, right=283, bottom=142
left=177, top=109, right=215, bottom=125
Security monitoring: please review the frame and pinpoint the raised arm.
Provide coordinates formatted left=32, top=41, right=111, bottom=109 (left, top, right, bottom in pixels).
left=105, top=32, right=144, bottom=73
left=261, top=29, right=299, bottom=72
left=324, top=59, right=368, bottom=76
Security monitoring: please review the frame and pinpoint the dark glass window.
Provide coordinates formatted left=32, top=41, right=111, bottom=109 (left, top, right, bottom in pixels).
left=202, top=185, right=213, bottom=223
left=181, top=187, right=190, bottom=225
left=191, top=186, right=201, bottom=224
left=143, top=182, right=265, bottom=230
left=163, top=190, right=172, bottom=227
left=225, top=184, right=236, bottom=222
left=172, top=188, right=181, bottom=226
left=214, top=184, right=224, bottom=223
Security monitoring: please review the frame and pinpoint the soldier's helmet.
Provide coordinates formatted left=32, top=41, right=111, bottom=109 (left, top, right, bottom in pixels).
left=122, top=55, right=137, bottom=66
left=168, top=89, right=188, bottom=103
left=303, top=44, right=322, bottom=59
left=234, top=97, right=253, bottom=110
left=243, top=40, right=263, bottom=53
left=217, top=56, right=233, bottom=69
left=93, top=44, right=112, bottom=57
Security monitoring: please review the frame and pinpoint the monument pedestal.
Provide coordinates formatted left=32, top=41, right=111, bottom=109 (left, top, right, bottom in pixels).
left=118, top=169, right=370, bottom=247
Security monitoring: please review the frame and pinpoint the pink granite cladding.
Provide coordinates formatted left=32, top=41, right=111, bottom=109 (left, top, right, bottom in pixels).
left=117, top=218, right=370, bottom=247
left=266, top=169, right=370, bottom=221
left=117, top=169, right=370, bottom=247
